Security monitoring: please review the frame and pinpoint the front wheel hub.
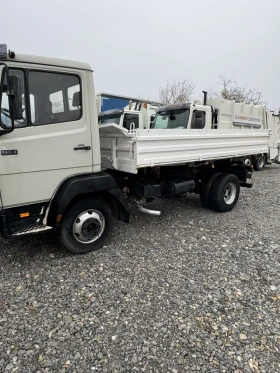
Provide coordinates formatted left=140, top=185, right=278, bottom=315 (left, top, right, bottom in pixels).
left=73, top=210, right=105, bottom=244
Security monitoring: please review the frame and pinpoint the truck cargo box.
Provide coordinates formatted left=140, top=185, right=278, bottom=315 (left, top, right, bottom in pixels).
left=99, top=124, right=270, bottom=174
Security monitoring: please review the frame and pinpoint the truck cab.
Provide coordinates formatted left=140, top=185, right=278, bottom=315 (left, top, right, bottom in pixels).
left=98, top=101, right=159, bottom=130
left=152, top=102, right=213, bottom=130
left=0, top=46, right=129, bottom=254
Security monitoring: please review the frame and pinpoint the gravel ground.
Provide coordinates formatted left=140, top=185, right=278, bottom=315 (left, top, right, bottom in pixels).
left=0, top=166, right=280, bottom=373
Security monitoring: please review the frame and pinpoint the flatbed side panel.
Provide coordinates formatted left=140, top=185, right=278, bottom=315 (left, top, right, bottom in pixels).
left=134, top=129, right=269, bottom=168
left=99, top=127, right=270, bottom=173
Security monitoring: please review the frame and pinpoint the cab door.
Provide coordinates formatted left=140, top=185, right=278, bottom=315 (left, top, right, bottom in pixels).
left=0, top=65, right=93, bottom=209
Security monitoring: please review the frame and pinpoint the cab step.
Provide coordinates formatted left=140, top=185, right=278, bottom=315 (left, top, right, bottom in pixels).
left=11, top=224, right=53, bottom=236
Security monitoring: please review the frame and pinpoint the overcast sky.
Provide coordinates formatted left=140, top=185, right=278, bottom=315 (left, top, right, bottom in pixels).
left=3, top=0, right=280, bottom=110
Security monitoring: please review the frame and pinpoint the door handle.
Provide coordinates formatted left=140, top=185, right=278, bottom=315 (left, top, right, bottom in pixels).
left=74, top=145, right=91, bottom=150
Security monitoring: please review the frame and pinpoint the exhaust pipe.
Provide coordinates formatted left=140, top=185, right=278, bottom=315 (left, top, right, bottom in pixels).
left=138, top=204, right=161, bottom=216
left=202, top=91, right=207, bottom=105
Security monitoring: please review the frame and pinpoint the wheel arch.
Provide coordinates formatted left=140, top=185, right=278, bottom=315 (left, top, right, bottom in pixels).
left=252, top=153, right=267, bottom=162
left=46, top=173, right=129, bottom=227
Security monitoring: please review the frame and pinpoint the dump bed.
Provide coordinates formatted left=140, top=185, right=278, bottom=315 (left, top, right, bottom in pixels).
left=99, top=124, right=270, bottom=174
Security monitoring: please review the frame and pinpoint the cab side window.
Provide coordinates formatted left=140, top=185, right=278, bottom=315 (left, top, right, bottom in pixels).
left=28, top=71, right=82, bottom=126
left=190, top=110, right=206, bottom=129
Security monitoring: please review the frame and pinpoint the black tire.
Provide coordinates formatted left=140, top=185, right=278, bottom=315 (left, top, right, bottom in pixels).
left=253, top=154, right=266, bottom=171
left=200, top=172, right=222, bottom=209
left=210, top=174, right=240, bottom=213
left=60, top=198, right=113, bottom=254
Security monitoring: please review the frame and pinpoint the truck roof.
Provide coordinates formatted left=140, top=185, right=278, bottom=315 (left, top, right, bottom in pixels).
left=157, top=103, right=190, bottom=113
left=97, top=92, right=163, bottom=106
left=2, top=53, right=93, bottom=72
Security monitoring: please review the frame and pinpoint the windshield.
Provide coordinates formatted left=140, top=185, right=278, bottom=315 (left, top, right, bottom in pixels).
left=152, top=109, right=190, bottom=129
left=98, top=113, right=122, bottom=125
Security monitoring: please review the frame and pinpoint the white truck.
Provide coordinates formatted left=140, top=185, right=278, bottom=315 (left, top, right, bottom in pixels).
left=98, top=101, right=159, bottom=130
left=0, top=45, right=273, bottom=254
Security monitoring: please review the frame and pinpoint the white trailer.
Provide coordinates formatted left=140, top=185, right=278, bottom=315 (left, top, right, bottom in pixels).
left=0, top=46, right=274, bottom=254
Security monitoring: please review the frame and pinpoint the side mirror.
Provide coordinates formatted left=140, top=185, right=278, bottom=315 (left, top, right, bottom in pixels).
left=150, top=114, right=155, bottom=122
left=9, top=75, right=23, bottom=120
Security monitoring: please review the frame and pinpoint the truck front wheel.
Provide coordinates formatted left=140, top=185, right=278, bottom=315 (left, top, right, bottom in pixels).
left=210, top=174, right=240, bottom=212
left=60, top=198, right=113, bottom=254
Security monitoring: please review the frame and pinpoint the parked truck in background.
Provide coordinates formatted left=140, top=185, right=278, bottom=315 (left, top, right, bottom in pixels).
left=98, top=101, right=160, bottom=130
left=206, top=98, right=280, bottom=171
left=0, top=45, right=274, bottom=254
left=254, top=109, right=280, bottom=170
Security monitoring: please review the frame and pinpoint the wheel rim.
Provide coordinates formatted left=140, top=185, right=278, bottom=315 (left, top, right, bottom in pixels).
left=73, top=210, right=105, bottom=244
left=257, top=155, right=264, bottom=168
left=244, top=157, right=252, bottom=167
left=224, top=182, right=237, bottom=205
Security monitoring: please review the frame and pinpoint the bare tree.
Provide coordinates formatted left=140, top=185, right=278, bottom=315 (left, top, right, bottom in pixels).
left=214, top=76, right=265, bottom=105
left=159, top=79, right=196, bottom=104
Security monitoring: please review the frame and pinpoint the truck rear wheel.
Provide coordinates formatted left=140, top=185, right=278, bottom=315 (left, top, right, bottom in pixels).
left=253, top=154, right=266, bottom=171
left=60, top=198, right=113, bottom=254
left=210, top=174, right=240, bottom=212
left=200, top=172, right=222, bottom=209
